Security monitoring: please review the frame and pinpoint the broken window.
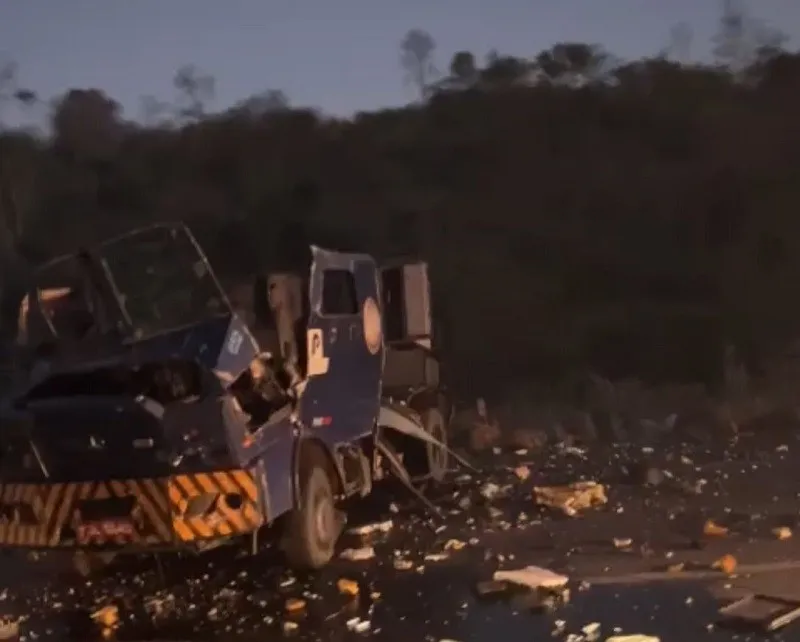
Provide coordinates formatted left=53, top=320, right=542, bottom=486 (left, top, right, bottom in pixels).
left=321, top=269, right=358, bottom=315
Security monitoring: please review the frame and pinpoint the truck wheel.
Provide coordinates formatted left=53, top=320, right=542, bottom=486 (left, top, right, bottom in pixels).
left=422, top=407, right=449, bottom=483
left=284, top=465, right=339, bottom=569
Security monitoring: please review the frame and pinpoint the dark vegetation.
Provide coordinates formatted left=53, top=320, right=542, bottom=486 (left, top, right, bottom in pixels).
left=1, top=2, right=799, bottom=396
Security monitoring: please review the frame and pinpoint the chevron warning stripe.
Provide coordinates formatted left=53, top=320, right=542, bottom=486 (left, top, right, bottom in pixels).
left=168, top=469, right=263, bottom=542
left=0, top=468, right=263, bottom=549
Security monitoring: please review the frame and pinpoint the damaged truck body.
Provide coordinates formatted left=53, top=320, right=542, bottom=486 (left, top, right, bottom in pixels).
left=0, top=222, right=466, bottom=574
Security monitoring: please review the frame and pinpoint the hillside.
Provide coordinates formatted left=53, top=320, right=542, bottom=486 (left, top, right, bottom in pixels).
left=2, top=41, right=800, bottom=395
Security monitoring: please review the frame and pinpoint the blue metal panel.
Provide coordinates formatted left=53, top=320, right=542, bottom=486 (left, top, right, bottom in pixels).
left=300, top=247, right=383, bottom=446
left=254, top=417, right=296, bottom=519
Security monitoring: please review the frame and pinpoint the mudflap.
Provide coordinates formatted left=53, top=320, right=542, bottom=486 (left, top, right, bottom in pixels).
left=376, top=404, right=478, bottom=520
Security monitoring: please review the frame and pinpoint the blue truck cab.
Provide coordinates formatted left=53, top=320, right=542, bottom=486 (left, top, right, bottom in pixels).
left=0, top=222, right=465, bottom=574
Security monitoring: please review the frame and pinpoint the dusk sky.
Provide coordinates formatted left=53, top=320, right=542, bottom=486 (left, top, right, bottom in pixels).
left=1, top=0, right=798, bottom=123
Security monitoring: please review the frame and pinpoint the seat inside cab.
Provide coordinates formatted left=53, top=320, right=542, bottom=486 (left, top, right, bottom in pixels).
left=228, top=273, right=308, bottom=429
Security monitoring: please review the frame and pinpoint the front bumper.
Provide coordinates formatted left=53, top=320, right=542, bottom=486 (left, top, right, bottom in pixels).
left=0, top=468, right=264, bottom=550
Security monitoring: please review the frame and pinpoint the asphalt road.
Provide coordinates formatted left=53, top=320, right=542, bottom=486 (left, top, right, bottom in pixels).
left=3, top=429, right=800, bottom=642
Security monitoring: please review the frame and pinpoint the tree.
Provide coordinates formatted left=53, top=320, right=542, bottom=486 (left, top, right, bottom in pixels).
left=448, top=51, right=478, bottom=89
left=661, top=22, right=693, bottom=62
left=0, top=60, right=38, bottom=127
left=481, top=50, right=531, bottom=87
left=231, top=90, right=290, bottom=117
left=4, top=37, right=800, bottom=387
left=52, top=89, right=121, bottom=160
left=173, top=65, right=215, bottom=122
left=713, top=0, right=787, bottom=73
left=535, top=43, right=610, bottom=86
left=400, top=29, right=438, bottom=100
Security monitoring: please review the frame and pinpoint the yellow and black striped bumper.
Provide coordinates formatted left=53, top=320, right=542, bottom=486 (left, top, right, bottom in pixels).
left=0, top=468, right=264, bottom=549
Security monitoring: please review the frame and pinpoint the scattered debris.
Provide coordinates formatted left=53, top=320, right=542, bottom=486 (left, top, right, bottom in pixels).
left=613, top=537, right=633, bottom=549
left=582, top=621, right=601, bottom=640
left=533, top=481, right=607, bottom=516
left=513, top=465, right=531, bottom=481
left=493, top=565, right=569, bottom=590
left=703, top=519, right=729, bottom=537
left=444, top=538, right=466, bottom=551
left=773, top=526, right=792, bottom=540
left=285, top=598, right=306, bottom=613
left=605, top=636, right=659, bottom=642
left=339, top=547, right=376, bottom=561
left=91, top=605, right=119, bottom=630
left=480, top=482, right=502, bottom=500
left=712, top=554, right=737, bottom=575
left=347, top=520, right=393, bottom=536
left=337, top=579, right=360, bottom=596
left=346, top=616, right=371, bottom=633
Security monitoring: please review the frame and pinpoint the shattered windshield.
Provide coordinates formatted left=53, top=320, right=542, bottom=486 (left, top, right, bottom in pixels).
left=95, top=224, right=230, bottom=339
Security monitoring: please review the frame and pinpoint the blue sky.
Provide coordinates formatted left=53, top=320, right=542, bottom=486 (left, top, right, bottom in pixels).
left=0, top=0, right=798, bottom=124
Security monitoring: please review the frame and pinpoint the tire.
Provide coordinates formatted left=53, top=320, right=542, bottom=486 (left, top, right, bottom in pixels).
left=283, top=465, right=339, bottom=570
left=421, top=407, right=449, bottom=483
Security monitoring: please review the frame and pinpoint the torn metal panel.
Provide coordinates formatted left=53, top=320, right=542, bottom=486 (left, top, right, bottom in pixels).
left=375, top=438, right=442, bottom=519
left=377, top=403, right=477, bottom=473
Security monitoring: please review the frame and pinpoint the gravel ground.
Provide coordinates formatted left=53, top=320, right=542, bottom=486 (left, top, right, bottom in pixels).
left=3, top=429, right=800, bottom=642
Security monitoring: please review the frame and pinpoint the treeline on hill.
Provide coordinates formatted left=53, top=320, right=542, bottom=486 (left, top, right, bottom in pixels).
left=0, top=6, right=799, bottom=396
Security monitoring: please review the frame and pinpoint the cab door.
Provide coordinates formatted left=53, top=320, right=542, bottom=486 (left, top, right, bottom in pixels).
left=301, top=247, right=383, bottom=443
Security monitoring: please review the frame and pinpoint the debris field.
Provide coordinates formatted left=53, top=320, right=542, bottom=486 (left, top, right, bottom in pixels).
left=2, top=430, right=800, bottom=642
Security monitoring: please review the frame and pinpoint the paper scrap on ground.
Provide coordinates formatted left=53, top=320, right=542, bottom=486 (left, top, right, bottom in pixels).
left=493, top=565, right=569, bottom=590
left=339, top=547, right=375, bottom=561
left=347, top=520, right=393, bottom=536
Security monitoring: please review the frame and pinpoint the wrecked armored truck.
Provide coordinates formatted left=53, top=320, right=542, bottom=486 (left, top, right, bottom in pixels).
left=0, top=222, right=464, bottom=575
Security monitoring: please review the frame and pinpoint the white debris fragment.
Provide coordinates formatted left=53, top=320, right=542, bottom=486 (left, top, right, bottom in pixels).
left=444, top=538, right=467, bottom=551
left=480, top=482, right=501, bottom=499
left=493, top=565, right=568, bottom=590
left=561, top=445, right=587, bottom=457
left=339, top=547, right=375, bottom=561
left=606, top=636, right=659, bottom=642
left=346, top=617, right=371, bottom=633
left=347, top=520, right=393, bottom=536
left=582, top=622, right=601, bottom=640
